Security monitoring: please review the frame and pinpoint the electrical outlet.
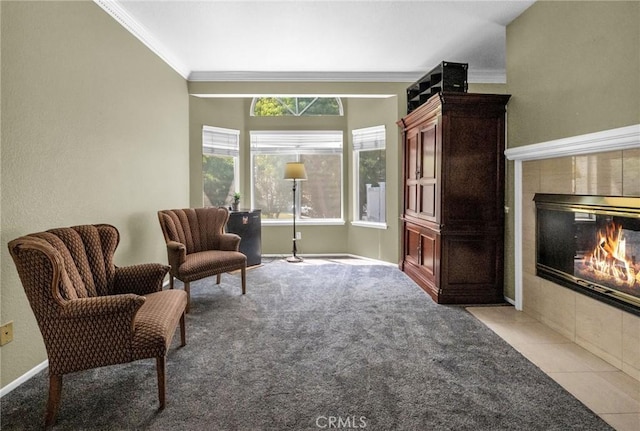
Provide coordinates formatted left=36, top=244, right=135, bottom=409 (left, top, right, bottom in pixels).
left=0, top=321, right=14, bottom=346
left=295, top=232, right=302, bottom=240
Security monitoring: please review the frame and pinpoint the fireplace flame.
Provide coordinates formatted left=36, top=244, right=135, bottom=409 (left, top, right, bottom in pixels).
left=585, top=222, right=636, bottom=287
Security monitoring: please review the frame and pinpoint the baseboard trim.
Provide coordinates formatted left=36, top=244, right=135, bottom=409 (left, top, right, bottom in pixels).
left=0, top=360, right=48, bottom=398
left=504, top=296, right=516, bottom=306
left=261, top=253, right=396, bottom=266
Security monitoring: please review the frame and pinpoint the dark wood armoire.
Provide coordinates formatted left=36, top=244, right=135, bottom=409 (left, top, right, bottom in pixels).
left=398, top=92, right=511, bottom=304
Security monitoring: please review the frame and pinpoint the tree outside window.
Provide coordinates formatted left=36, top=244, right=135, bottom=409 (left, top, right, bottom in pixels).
left=252, top=97, right=343, bottom=116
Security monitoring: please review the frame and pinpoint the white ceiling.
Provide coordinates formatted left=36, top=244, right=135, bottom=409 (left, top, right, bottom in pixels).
left=97, top=0, right=536, bottom=82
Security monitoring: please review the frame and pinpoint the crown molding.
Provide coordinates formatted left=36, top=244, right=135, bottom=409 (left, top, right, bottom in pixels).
left=505, top=124, right=640, bottom=162
left=188, top=69, right=506, bottom=83
left=187, top=71, right=422, bottom=83
left=93, top=0, right=190, bottom=79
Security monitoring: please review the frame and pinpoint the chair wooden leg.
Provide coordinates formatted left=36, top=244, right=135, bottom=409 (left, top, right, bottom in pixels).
left=184, top=281, right=190, bottom=313
left=156, top=356, right=166, bottom=410
left=45, top=374, right=62, bottom=428
left=216, top=273, right=221, bottom=284
left=179, top=312, right=186, bottom=347
left=169, top=275, right=174, bottom=290
left=241, top=266, right=246, bottom=294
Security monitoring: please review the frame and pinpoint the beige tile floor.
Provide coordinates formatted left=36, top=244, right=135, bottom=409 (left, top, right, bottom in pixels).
left=467, top=305, right=640, bottom=431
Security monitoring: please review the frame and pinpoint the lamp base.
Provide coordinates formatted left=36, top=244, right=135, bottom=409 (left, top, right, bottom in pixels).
left=286, top=255, right=304, bottom=263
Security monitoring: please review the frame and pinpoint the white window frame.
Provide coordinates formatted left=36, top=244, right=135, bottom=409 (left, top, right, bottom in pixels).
left=202, top=125, right=240, bottom=206
left=250, top=130, right=344, bottom=225
left=351, top=125, right=387, bottom=229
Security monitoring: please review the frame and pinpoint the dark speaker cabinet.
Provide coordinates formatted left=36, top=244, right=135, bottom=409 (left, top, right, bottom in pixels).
left=406, top=61, right=468, bottom=113
left=398, top=92, right=510, bottom=304
left=227, top=209, right=262, bottom=267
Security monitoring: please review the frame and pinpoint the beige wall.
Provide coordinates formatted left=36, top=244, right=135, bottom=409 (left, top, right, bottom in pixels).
left=507, top=1, right=639, bottom=147
left=504, top=0, right=640, bottom=300
left=0, top=1, right=189, bottom=388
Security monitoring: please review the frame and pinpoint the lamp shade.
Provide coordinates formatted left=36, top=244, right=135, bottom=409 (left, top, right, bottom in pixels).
left=283, top=162, right=307, bottom=180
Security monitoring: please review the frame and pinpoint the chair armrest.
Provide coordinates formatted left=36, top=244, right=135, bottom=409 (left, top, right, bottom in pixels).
left=51, top=295, right=146, bottom=374
left=166, top=241, right=186, bottom=273
left=60, top=294, right=145, bottom=319
left=219, top=233, right=241, bottom=251
left=113, top=263, right=170, bottom=296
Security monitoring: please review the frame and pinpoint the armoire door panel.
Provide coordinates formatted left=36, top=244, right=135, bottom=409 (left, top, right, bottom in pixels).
left=405, top=227, right=421, bottom=266
left=404, top=130, right=420, bottom=214
left=420, top=124, right=437, bottom=179
left=404, top=223, right=438, bottom=287
left=406, top=132, right=419, bottom=181
left=406, top=184, right=418, bottom=213
left=420, top=232, right=436, bottom=278
left=417, top=119, right=440, bottom=221
left=420, top=184, right=436, bottom=218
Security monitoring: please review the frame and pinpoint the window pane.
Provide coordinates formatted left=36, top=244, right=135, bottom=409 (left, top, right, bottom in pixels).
left=302, top=97, right=341, bottom=116
left=203, top=154, right=236, bottom=206
left=299, top=154, right=342, bottom=219
left=251, top=130, right=343, bottom=221
left=253, top=154, right=296, bottom=219
left=252, top=97, right=343, bottom=116
left=253, top=153, right=343, bottom=220
left=253, top=97, right=288, bottom=117
left=357, top=149, right=386, bottom=222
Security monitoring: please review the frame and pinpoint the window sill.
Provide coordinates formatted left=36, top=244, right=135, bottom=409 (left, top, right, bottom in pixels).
left=351, top=221, right=388, bottom=230
left=262, top=219, right=346, bottom=227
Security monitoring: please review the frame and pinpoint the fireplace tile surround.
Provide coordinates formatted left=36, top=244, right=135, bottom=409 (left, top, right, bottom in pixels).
left=506, top=124, right=640, bottom=382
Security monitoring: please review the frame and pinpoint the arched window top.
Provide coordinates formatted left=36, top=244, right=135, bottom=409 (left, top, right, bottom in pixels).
left=251, top=97, right=343, bottom=117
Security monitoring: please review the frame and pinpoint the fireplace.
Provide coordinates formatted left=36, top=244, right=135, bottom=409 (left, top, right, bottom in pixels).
left=535, top=194, right=640, bottom=316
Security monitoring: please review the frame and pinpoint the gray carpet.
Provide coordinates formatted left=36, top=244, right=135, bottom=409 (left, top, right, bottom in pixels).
left=1, top=258, right=613, bottom=430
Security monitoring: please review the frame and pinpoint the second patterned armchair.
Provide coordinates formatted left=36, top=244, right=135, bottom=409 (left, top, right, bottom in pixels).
left=158, top=207, right=247, bottom=312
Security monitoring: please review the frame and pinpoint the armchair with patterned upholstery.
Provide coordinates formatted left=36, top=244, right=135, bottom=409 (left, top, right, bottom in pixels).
left=157, top=207, right=247, bottom=312
left=8, top=224, right=187, bottom=428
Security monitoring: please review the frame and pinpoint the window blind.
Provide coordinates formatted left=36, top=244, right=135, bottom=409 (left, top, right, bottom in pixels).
left=352, top=125, right=386, bottom=151
left=250, top=131, right=343, bottom=155
left=203, top=125, right=240, bottom=157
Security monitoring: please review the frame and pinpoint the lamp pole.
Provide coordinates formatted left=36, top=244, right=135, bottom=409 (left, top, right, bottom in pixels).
left=284, top=161, right=306, bottom=263
left=289, top=178, right=301, bottom=262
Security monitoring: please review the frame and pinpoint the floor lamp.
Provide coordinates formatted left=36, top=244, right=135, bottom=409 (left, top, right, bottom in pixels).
left=283, top=162, right=307, bottom=263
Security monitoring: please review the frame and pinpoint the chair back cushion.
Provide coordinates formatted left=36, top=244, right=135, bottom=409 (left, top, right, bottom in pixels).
left=158, top=207, right=230, bottom=254
left=9, top=224, right=119, bottom=302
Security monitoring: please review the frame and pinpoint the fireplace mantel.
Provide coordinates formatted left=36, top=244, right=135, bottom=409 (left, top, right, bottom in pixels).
left=505, top=124, right=640, bottom=309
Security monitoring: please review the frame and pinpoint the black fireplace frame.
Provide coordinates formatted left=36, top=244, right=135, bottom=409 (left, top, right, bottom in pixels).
left=534, top=193, right=640, bottom=317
